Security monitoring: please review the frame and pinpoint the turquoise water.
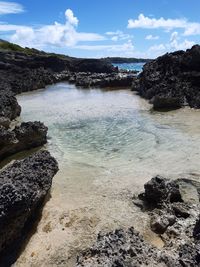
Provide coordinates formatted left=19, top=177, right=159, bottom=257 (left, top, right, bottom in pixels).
left=113, top=62, right=145, bottom=71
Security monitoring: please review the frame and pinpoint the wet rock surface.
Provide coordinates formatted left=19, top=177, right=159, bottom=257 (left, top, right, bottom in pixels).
left=69, top=72, right=136, bottom=88
left=0, top=150, right=58, bottom=261
left=77, top=176, right=200, bottom=267
left=137, top=45, right=200, bottom=110
left=0, top=121, right=48, bottom=161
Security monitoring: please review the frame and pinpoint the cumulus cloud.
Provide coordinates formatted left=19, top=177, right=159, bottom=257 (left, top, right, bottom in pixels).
left=3, top=9, right=104, bottom=48
left=128, top=14, right=186, bottom=30
left=0, top=1, right=24, bottom=15
left=147, top=32, right=195, bottom=58
left=128, top=14, right=200, bottom=36
left=65, top=9, right=78, bottom=26
left=169, top=31, right=195, bottom=50
left=145, top=34, right=159, bottom=40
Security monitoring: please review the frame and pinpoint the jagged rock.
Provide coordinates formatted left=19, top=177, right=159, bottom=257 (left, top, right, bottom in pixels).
left=76, top=227, right=165, bottom=267
left=0, top=117, right=10, bottom=128
left=0, top=150, right=58, bottom=255
left=150, top=211, right=176, bottom=234
left=77, top=177, right=200, bottom=267
left=137, top=45, right=200, bottom=110
left=143, top=176, right=182, bottom=207
left=0, top=90, right=21, bottom=120
left=0, top=121, right=47, bottom=161
left=0, top=48, right=116, bottom=94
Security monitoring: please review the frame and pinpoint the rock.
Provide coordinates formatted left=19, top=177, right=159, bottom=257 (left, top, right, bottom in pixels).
left=193, top=217, right=200, bottom=240
left=0, top=90, right=21, bottom=120
left=74, top=72, right=136, bottom=88
left=150, top=211, right=176, bottom=234
left=151, top=96, right=182, bottom=111
left=143, top=176, right=182, bottom=207
left=0, top=150, right=58, bottom=255
left=172, top=203, right=191, bottom=218
left=0, top=121, right=48, bottom=161
left=77, top=227, right=164, bottom=267
left=77, top=176, right=200, bottom=267
left=137, top=45, right=200, bottom=110
left=0, top=46, right=116, bottom=95
left=0, top=117, right=10, bottom=128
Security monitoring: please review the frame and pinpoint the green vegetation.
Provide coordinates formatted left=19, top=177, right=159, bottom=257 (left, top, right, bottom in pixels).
left=0, top=39, right=38, bottom=54
left=0, top=39, right=71, bottom=59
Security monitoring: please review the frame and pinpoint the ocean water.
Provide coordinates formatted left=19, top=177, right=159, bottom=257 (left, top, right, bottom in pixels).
left=15, top=83, right=200, bottom=266
left=113, top=62, right=145, bottom=71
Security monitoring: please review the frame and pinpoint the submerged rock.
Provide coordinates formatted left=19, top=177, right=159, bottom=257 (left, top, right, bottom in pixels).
left=137, top=45, right=200, bottom=110
left=0, top=121, right=48, bottom=161
left=0, top=150, right=58, bottom=255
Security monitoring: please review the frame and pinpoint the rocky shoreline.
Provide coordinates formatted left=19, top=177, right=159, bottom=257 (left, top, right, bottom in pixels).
left=0, top=40, right=200, bottom=266
left=133, top=45, right=200, bottom=111
left=77, top=176, right=200, bottom=267
left=0, top=41, right=137, bottom=264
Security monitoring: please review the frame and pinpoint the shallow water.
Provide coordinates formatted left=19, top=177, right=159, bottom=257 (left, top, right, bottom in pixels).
left=15, top=83, right=200, bottom=266
left=113, top=62, right=145, bottom=71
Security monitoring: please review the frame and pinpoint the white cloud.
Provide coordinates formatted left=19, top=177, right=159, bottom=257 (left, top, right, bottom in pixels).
left=145, top=34, right=159, bottom=40
left=169, top=31, right=195, bottom=50
left=147, top=32, right=195, bottom=58
left=184, top=23, right=200, bottom=36
left=128, top=14, right=187, bottom=30
left=127, top=13, right=200, bottom=36
left=65, top=9, right=78, bottom=26
left=105, top=30, right=133, bottom=41
left=2, top=9, right=104, bottom=48
left=0, top=1, right=24, bottom=15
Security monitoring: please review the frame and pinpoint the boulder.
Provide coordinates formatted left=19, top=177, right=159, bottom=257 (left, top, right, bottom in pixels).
left=0, top=90, right=21, bottom=120
left=0, top=150, right=58, bottom=254
left=137, top=45, right=200, bottom=110
left=0, top=121, right=48, bottom=161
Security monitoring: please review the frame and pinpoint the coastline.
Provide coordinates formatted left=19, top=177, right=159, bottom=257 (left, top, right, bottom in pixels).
left=0, top=42, right=200, bottom=266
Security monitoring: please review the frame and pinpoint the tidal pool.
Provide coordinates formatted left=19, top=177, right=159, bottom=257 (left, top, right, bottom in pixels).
left=15, top=83, right=200, bottom=266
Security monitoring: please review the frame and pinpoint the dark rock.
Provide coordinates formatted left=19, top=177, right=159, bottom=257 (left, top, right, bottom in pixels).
left=178, top=242, right=200, bottom=267
left=0, top=121, right=47, bottom=161
left=0, top=90, right=21, bottom=119
left=143, top=176, right=182, bottom=206
left=172, top=203, right=190, bottom=218
left=0, top=48, right=116, bottom=95
left=137, top=45, right=200, bottom=110
left=151, top=96, right=182, bottom=110
left=0, top=150, right=58, bottom=254
left=150, top=211, right=176, bottom=234
left=0, top=117, right=10, bottom=128
left=193, top=217, right=200, bottom=240
left=77, top=227, right=163, bottom=267
left=78, top=177, right=200, bottom=267
left=74, top=72, right=136, bottom=89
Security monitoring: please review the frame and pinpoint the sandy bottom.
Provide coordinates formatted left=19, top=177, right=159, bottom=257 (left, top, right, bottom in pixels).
left=13, top=83, right=200, bottom=266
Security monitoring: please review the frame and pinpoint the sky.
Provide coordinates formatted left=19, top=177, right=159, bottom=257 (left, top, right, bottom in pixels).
left=0, top=0, right=200, bottom=58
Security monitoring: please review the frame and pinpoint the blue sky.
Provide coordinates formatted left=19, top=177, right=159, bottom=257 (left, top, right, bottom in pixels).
left=0, top=0, right=200, bottom=58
